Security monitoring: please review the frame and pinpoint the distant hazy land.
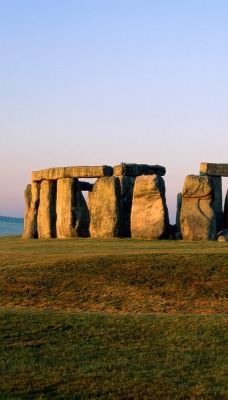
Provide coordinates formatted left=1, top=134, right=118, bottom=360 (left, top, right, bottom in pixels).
left=0, top=216, right=24, bottom=237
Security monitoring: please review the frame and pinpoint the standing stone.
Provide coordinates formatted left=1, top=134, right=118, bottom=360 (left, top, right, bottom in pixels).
left=210, top=177, right=223, bottom=233
left=37, top=180, right=57, bottom=238
left=118, top=176, right=135, bottom=237
left=22, top=182, right=40, bottom=239
left=176, top=193, right=182, bottom=233
left=87, top=191, right=93, bottom=214
left=89, top=177, right=123, bottom=238
left=223, top=190, right=228, bottom=229
left=180, top=175, right=216, bottom=241
left=56, top=178, right=90, bottom=239
left=131, top=175, right=169, bottom=239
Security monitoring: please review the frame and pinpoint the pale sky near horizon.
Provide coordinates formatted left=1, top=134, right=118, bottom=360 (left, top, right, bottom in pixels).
left=1, top=0, right=228, bottom=222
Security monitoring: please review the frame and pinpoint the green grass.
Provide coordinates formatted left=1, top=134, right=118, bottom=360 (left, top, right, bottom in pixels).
left=0, top=310, right=227, bottom=400
left=0, top=237, right=227, bottom=399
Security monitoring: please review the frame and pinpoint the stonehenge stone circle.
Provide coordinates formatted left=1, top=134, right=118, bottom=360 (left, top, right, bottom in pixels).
left=23, top=162, right=228, bottom=241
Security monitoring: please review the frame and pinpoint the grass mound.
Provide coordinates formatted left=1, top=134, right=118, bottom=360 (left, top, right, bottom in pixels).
left=0, top=237, right=227, bottom=313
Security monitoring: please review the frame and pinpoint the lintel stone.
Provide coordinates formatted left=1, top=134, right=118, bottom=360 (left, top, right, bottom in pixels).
left=200, top=162, right=228, bottom=177
left=32, top=165, right=113, bottom=181
left=113, top=163, right=166, bottom=177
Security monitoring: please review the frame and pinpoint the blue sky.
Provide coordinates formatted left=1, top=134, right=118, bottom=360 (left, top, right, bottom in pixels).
left=1, top=0, right=228, bottom=221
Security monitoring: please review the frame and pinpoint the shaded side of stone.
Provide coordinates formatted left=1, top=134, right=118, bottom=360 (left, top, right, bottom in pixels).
left=89, top=177, right=123, bottom=238
left=37, top=180, right=57, bottom=238
left=176, top=193, right=182, bottom=233
left=79, top=181, right=94, bottom=192
left=114, top=164, right=166, bottom=177
left=22, top=182, right=40, bottom=239
left=131, top=175, right=169, bottom=239
left=223, top=190, right=228, bottom=229
left=180, top=175, right=216, bottom=241
left=56, top=178, right=90, bottom=239
left=200, top=162, right=228, bottom=177
left=210, top=177, right=223, bottom=233
left=118, top=176, right=135, bottom=237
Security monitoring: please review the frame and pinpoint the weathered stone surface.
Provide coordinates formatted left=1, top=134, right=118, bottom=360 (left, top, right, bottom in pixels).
left=32, top=165, right=113, bottom=181
left=200, top=162, right=228, bottom=177
left=223, top=190, right=228, bottom=229
left=118, top=176, right=135, bottom=237
left=180, top=175, right=216, bottom=241
left=89, top=177, right=123, bottom=238
left=210, top=177, right=223, bottom=232
left=56, top=178, right=90, bottom=239
left=176, top=193, right=182, bottom=233
left=22, top=182, right=40, bottom=239
left=113, top=164, right=166, bottom=177
left=37, top=180, right=57, bottom=238
left=87, top=191, right=93, bottom=214
left=131, top=175, right=169, bottom=239
left=182, top=175, right=213, bottom=199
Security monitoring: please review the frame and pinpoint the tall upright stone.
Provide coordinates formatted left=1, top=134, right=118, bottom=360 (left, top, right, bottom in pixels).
left=180, top=175, right=216, bottom=241
left=118, top=176, right=135, bottom=237
left=56, top=178, right=90, bottom=239
left=87, top=191, right=93, bottom=214
left=210, top=177, right=223, bottom=232
left=89, top=177, right=123, bottom=238
left=176, top=193, right=182, bottom=233
left=37, top=180, right=57, bottom=238
left=131, top=175, right=169, bottom=239
left=223, top=189, right=228, bottom=229
left=22, top=182, right=40, bottom=239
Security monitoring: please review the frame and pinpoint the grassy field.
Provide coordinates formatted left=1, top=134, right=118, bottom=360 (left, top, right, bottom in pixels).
left=0, top=237, right=227, bottom=399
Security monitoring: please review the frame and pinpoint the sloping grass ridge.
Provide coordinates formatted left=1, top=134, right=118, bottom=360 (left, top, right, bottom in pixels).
left=0, top=237, right=227, bottom=313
